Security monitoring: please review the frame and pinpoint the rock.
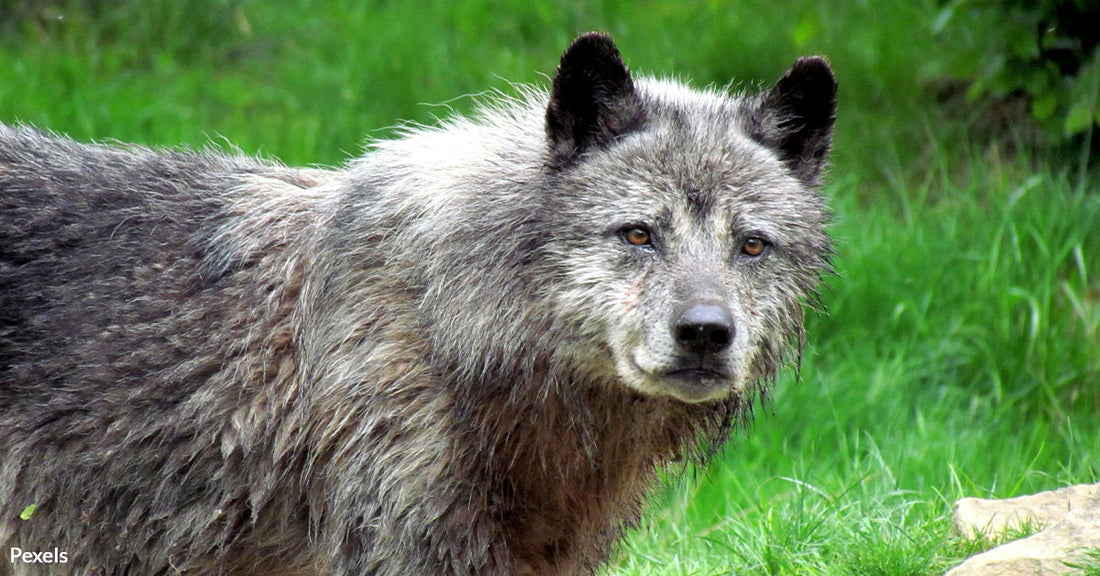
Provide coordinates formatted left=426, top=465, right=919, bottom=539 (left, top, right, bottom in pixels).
left=946, top=483, right=1100, bottom=576
left=952, top=483, right=1100, bottom=539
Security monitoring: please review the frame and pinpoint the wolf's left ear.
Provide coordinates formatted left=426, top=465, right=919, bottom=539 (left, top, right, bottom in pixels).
left=546, top=32, right=645, bottom=164
left=746, top=57, right=837, bottom=186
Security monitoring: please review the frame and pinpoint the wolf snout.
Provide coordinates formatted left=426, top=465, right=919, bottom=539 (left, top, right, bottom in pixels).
left=672, top=302, right=735, bottom=356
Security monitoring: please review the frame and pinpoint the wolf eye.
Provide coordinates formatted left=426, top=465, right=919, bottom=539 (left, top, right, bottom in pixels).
left=621, top=227, right=652, bottom=247
left=741, top=237, right=767, bottom=257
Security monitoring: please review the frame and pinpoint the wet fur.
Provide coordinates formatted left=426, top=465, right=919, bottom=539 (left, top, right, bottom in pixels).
left=0, top=33, right=835, bottom=575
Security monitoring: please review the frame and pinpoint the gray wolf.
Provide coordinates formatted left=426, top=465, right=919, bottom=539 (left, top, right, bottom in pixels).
left=0, top=32, right=835, bottom=575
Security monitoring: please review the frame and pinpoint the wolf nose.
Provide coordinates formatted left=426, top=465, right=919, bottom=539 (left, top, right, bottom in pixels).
left=673, top=303, right=735, bottom=355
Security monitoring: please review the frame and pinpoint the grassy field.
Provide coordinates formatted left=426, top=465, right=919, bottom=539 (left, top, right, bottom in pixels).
left=2, top=1, right=1097, bottom=574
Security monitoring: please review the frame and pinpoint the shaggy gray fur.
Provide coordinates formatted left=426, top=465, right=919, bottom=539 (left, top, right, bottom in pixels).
left=0, top=33, right=835, bottom=575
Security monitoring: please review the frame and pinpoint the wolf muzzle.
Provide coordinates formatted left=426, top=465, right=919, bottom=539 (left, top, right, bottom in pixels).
left=672, top=302, right=734, bottom=357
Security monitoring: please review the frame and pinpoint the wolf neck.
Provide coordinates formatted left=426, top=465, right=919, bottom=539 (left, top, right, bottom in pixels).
left=449, top=362, right=734, bottom=570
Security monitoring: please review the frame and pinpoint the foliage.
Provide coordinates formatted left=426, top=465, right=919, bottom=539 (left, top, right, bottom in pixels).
left=933, top=0, right=1100, bottom=161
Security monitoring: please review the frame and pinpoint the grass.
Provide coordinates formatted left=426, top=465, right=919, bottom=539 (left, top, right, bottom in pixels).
left=1066, top=549, right=1100, bottom=576
left=2, top=1, right=1097, bottom=574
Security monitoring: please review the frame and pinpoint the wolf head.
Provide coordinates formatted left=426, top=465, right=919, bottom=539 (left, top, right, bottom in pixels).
left=544, top=33, right=835, bottom=403
left=340, top=33, right=834, bottom=408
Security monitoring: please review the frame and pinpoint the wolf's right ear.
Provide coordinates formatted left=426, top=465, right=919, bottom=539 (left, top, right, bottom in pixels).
left=546, top=32, right=645, bottom=165
left=746, top=57, right=837, bottom=186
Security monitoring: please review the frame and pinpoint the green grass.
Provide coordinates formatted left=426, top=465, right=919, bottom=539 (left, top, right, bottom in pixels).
left=1066, top=548, right=1100, bottom=576
left=2, top=1, right=1097, bottom=574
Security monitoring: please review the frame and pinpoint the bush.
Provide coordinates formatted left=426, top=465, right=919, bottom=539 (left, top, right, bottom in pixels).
left=933, top=0, right=1099, bottom=161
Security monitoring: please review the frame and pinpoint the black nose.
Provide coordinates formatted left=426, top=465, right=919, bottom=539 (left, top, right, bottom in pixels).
left=673, top=303, right=735, bottom=356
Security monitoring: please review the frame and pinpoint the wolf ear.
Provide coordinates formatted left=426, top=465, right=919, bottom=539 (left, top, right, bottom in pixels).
left=747, top=57, right=837, bottom=185
left=546, top=32, right=645, bottom=164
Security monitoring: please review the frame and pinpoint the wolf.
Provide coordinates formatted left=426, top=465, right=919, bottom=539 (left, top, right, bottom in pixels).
left=0, top=32, right=835, bottom=575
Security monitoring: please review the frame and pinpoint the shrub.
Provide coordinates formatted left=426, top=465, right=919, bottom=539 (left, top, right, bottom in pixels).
left=933, top=0, right=1099, bottom=162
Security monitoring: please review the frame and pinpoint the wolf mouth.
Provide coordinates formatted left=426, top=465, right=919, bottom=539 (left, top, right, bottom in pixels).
left=663, top=368, right=730, bottom=382
left=656, top=367, right=733, bottom=403
left=627, top=360, right=733, bottom=403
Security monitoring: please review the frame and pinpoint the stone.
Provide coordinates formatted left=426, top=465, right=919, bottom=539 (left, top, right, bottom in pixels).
left=945, top=483, right=1100, bottom=576
left=952, top=483, right=1100, bottom=539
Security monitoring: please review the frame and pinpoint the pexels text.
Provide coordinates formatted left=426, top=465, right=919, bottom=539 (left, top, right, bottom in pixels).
left=9, top=547, right=69, bottom=564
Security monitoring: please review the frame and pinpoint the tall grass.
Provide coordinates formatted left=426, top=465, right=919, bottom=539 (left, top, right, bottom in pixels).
left=823, top=156, right=1100, bottom=422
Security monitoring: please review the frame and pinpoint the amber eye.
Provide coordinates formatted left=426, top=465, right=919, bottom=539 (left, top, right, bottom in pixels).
left=622, top=227, right=652, bottom=247
left=741, top=237, right=767, bottom=256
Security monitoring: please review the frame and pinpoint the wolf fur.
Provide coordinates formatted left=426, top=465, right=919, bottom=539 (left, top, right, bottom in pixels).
left=0, top=33, right=836, bottom=575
